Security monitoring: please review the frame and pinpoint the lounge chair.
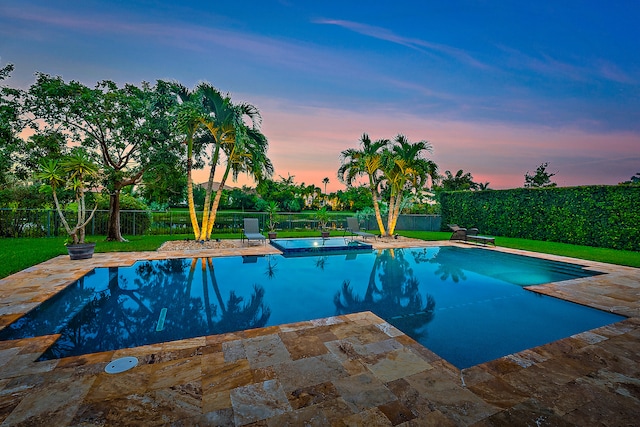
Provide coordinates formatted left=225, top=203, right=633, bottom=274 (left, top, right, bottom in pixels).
left=346, top=217, right=376, bottom=240
left=448, top=224, right=495, bottom=246
left=242, top=218, right=266, bottom=245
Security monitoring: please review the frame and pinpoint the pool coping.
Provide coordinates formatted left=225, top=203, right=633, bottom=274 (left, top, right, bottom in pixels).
left=0, top=238, right=638, bottom=425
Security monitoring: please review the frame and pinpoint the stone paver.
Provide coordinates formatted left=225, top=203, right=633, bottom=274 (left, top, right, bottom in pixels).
left=0, top=238, right=638, bottom=425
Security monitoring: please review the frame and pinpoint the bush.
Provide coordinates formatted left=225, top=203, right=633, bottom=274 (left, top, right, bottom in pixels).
left=440, top=185, right=640, bottom=251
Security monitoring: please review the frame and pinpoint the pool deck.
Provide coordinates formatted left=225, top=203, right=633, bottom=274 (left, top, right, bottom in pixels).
left=0, top=238, right=638, bottom=426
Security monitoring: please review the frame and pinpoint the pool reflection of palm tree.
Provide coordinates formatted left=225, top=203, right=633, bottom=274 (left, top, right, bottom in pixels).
left=41, top=257, right=271, bottom=359
left=334, top=249, right=436, bottom=339
left=205, top=257, right=271, bottom=333
left=411, top=247, right=467, bottom=283
left=264, top=255, right=278, bottom=279
left=315, top=255, right=329, bottom=270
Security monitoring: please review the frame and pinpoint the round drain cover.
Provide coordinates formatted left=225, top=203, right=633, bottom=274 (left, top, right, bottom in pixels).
left=105, top=356, right=138, bottom=374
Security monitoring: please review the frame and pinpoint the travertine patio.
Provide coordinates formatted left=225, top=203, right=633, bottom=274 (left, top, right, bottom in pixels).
left=0, top=238, right=638, bottom=426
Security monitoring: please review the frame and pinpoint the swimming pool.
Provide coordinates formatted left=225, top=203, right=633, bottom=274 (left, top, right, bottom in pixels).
left=0, top=246, right=623, bottom=368
left=270, top=237, right=372, bottom=255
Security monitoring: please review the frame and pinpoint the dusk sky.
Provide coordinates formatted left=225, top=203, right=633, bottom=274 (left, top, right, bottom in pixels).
left=2, top=1, right=639, bottom=191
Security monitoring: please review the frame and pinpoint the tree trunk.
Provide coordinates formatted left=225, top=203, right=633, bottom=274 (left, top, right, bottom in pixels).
left=199, top=144, right=221, bottom=241
left=371, top=187, right=388, bottom=237
left=186, top=157, right=200, bottom=240
left=388, top=194, right=403, bottom=235
left=387, top=194, right=396, bottom=236
left=106, top=190, right=125, bottom=242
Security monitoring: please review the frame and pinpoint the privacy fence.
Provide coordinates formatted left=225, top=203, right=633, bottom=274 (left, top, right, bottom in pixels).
left=440, top=185, right=640, bottom=251
left=0, top=209, right=442, bottom=238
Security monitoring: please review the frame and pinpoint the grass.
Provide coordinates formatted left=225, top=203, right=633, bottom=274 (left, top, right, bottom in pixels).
left=1, top=231, right=638, bottom=280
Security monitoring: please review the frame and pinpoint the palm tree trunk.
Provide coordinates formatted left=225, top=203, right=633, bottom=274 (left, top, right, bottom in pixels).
left=388, top=194, right=403, bottom=235
left=201, top=258, right=214, bottom=329
left=186, top=152, right=200, bottom=240
left=199, top=167, right=215, bottom=241
left=387, top=193, right=396, bottom=237
left=208, top=258, right=227, bottom=315
left=370, top=188, right=387, bottom=236
left=206, top=158, right=233, bottom=239
left=199, top=144, right=221, bottom=241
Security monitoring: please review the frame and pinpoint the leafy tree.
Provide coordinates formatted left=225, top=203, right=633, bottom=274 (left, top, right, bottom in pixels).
left=0, top=184, right=49, bottom=209
left=224, top=187, right=259, bottom=210
left=620, top=172, right=640, bottom=185
left=439, top=169, right=478, bottom=191
left=0, top=64, right=26, bottom=187
left=26, top=74, right=182, bottom=241
left=333, top=185, right=372, bottom=211
left=13, top=131, right=69, bottom=181
left=524, top=162, right=557, bottom=188
left=255, top=176, right=304, bottom=212
left=139, top=150, right=187, bottom=208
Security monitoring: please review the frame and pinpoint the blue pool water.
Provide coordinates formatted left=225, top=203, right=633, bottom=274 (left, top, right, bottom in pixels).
left=0, top=246, right=622, bottom=368
left=270, top=237, right=372, bottom=255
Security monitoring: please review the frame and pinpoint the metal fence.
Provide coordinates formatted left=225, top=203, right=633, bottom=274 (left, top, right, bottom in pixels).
left=0, top=208, right=442, bottom=238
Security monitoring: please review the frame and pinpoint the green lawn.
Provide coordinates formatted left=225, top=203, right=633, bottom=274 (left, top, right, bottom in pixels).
left=1, top=232, right=638, bottom=280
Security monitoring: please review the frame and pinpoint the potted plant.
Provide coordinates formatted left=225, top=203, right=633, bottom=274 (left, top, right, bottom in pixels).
left=265, top=201, right=279, bottom=240
left=316, top=206, right=330, bottom=238
left=36, top=149, right=100, bottom=260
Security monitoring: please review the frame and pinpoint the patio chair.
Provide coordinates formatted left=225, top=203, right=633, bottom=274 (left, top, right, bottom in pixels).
left=242, top=218, right=266, bottom=245
left=345, top=217, right=376, bottom=240
left=448, top=224, right=475, bottom=241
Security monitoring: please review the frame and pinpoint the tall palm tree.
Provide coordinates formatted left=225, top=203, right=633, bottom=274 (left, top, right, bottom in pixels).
left=175, top=85, right=207, bottom=239
left=195, top=84, right=238, bottom=241
left=322, top=177, right=329, bottom=194
left=338, top=133, right=389, bottom=236
left=176, top=83, right=272, bottom=241
left=383, top=135, right=437, bottom=235
left=205, top=120, right=273, bottom=239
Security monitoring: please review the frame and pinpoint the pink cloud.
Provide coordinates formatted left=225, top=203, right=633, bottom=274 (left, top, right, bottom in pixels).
left=211, top=99, right=640, bottom=192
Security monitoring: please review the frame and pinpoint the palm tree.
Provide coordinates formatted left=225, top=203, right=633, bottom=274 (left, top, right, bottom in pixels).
left=383, top=135, right=437, bottom=235
left=176, top=83, right=272, bottom=241
left=205, top=119, right=273, bottom=239
left=322, top=177, right=329, bottom=194
left=338, top=133, right=389, bottom=236
left=36, top=149, right=100, bottom=244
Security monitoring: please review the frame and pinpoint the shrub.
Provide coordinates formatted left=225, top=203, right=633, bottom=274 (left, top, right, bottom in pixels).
left=440, top=185, right=640, bottom=251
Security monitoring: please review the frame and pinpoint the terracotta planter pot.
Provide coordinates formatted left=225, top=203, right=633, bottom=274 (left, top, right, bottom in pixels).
left=66, top=242, right=96, bottom=260
left=268, top=232, right=277, bottom=240
left=321, top=231, right=330, bottom=238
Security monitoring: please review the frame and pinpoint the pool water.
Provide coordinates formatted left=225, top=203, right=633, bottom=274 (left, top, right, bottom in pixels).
left=270, top=237, right=372, bottom=255
left=0, top=247, right=622, bottom=368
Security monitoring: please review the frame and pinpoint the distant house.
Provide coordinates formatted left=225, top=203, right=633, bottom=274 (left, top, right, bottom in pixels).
left=196, top=182, right=236, bottom=192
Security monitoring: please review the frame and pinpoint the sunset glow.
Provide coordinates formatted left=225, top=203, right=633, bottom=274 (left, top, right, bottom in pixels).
left=2, top=1, right=638, bottom=191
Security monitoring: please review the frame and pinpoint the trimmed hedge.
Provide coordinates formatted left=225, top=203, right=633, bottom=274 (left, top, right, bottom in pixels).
left=440, top=185, right=640, bottom=251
